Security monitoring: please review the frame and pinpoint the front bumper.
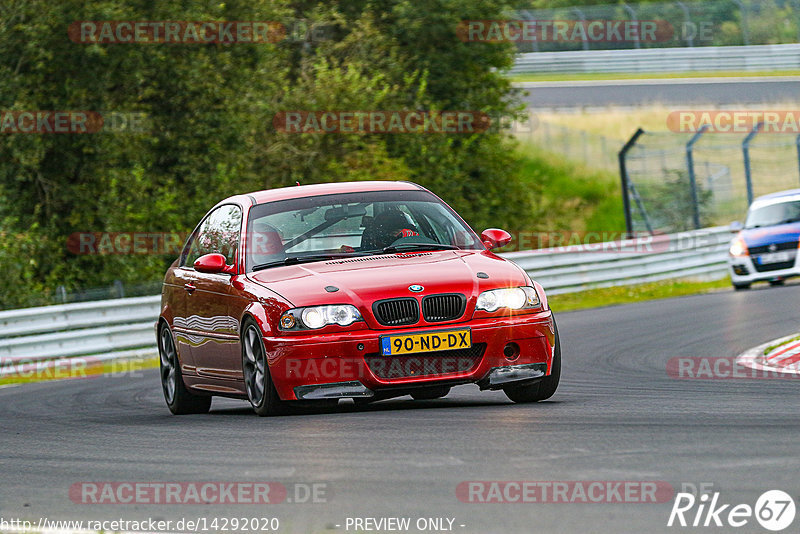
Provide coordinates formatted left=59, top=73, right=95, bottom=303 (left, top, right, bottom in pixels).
left=728, top=252, right=800, bottom=284
left=263, top=311, right=555, bottom=401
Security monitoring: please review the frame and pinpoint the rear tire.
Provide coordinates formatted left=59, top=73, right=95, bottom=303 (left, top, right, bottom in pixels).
left=242, top=319, right=285, bottom=417
left=769, top=279, right=785, bottom=287
left=410, top=386, right=451, bottom=400
left=159, top=323, right=212, bottom=415
left=504, top=316, right=561, bottom=403
left=733, top=282, right=751, bottom=290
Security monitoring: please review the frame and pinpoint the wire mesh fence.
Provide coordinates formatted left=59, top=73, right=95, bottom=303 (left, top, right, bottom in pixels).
left=0, top=280, right=163, bottom=311
left=516, top=117, right=800, bottom=234
left=520, top=117, right=619, bottom=170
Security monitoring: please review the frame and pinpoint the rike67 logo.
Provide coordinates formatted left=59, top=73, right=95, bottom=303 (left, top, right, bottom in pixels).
left=668, top=490, right=796, bottom=531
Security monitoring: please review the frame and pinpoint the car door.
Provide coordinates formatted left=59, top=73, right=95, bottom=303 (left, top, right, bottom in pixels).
left=181, top=204, right=244, bottom=381
left=165, top=262, right=196, bottom=372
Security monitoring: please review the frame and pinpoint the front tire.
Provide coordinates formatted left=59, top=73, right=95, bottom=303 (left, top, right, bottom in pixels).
left=504, top=316, right=561, bottom=403
left=242, top=319, right=285, bottom=416
left=733, top=282, right=751, bottom=290
left=159, top=323, right=211, bottom=415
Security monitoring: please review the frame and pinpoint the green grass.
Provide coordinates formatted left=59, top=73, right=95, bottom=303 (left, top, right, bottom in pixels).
left=763, top=334, right=800, bottom=356
left=550, top=277, right=731, bottom=312
left=512, top=141, right=625, bottom=239
left=509, top=70, right=800, bottom=83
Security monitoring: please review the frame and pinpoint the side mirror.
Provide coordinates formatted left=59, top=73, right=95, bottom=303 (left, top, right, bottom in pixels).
left=481, top=228, right=513, bottom=250
left=194, top=253, right=231, bottom=274
left=729, top=221, right=743, bottom=233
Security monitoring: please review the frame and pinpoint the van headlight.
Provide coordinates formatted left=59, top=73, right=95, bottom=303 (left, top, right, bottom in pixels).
left=729, top=236, right=748, bottom=257
left=476, top=287, right=540, bottom=312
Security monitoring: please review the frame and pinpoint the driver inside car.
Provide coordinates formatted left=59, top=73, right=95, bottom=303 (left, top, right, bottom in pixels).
left=363, top=209, right=421, bottom=250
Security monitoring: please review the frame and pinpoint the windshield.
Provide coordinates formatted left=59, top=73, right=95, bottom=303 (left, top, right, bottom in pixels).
left=745, top=199, right=800, bottom=228
left=245, top=189, right=481, bottom=270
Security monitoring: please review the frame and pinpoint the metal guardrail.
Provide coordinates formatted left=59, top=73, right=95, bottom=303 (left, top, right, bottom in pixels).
left=510, top=44, right=800, bottom=74
left=501, top=226, right=730, bottom=294
left=0, top=226, right=732, bottom=365
left=0, top=295, right=159, bottom=366
left=0, top=295, right=159, bottom=338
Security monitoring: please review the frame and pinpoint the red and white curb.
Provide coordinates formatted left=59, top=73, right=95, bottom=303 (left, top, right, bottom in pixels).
left=736, top=334, right=800, bottom=376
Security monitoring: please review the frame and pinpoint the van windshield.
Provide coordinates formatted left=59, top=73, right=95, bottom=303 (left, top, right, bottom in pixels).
left=745, top=200, right=800, bottom=228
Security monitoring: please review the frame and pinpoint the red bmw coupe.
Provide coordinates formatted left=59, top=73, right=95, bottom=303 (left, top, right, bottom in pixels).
left=157, top=181, right=560, bottom=415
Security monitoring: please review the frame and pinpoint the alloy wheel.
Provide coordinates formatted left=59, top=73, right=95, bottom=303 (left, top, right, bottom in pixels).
left=159, top=327, right=177, bottom=404
left=243, top=325, right=267, bottom=406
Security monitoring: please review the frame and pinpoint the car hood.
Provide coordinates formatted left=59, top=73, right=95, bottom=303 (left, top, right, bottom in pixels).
left=739, top=221, right=800, bottom=248
left=247, top=250, right=529, bottom=308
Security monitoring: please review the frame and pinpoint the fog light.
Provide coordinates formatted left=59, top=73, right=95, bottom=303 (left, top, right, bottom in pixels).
left=503, top=342, right=520, bottom=362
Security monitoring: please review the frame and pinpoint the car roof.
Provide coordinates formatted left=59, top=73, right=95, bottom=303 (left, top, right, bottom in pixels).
left=236, top=181, right=425, bottom=205
left=752, top=188, right=800, bottom=206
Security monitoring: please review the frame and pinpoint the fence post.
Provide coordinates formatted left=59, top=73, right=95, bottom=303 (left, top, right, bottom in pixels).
left=685, top=124, right=708, bottom=230
left=571, top=7, right=590, bottom=51
left=619, top=128, right=646, bottom=238
left=794, top=0, right=800, bottom=43
left=519, top=10, right=539, bottom=52
left=742, top=122, right=763, bottom=205
left=113, top=279, right=125, bottom=298
left=56, top=285, right=67, bottom=304
left=630, top=183, right=655, bottom=235
left=676, top=1, right=694, bottom=46
left=796, top=133, right=800, bottom=185
left=622, top=3, right=641, bottom=49
left=732, top=0, right=750, bottom=46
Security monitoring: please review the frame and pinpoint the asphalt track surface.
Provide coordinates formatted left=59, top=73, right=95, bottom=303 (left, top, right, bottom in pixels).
left=518, top=77, right=800, bottom=107
left=2, top=284, right=800, bottom=534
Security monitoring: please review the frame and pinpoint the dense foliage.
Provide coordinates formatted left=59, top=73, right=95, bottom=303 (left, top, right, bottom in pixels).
left=0, top=0, right=538, bottom=308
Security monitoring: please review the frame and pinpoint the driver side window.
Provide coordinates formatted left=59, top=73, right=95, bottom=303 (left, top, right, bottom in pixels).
left=184, top=205, right=243, bottom=268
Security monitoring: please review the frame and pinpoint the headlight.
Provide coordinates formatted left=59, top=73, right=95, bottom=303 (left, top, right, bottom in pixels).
left=280, top=305, right=362, bottom=330
left=729, top=236, right=748, bottom=257
left=476, top=287, right=540, bottom=312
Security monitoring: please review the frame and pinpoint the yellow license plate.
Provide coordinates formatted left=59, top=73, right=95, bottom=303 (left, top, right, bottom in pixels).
left=380, top=328, right=471, bottom=356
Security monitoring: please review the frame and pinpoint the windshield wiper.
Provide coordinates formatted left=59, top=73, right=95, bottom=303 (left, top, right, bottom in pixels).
left=252, top=253, right=367, bottom=271
left=381, top=243, right=461, bottom=254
